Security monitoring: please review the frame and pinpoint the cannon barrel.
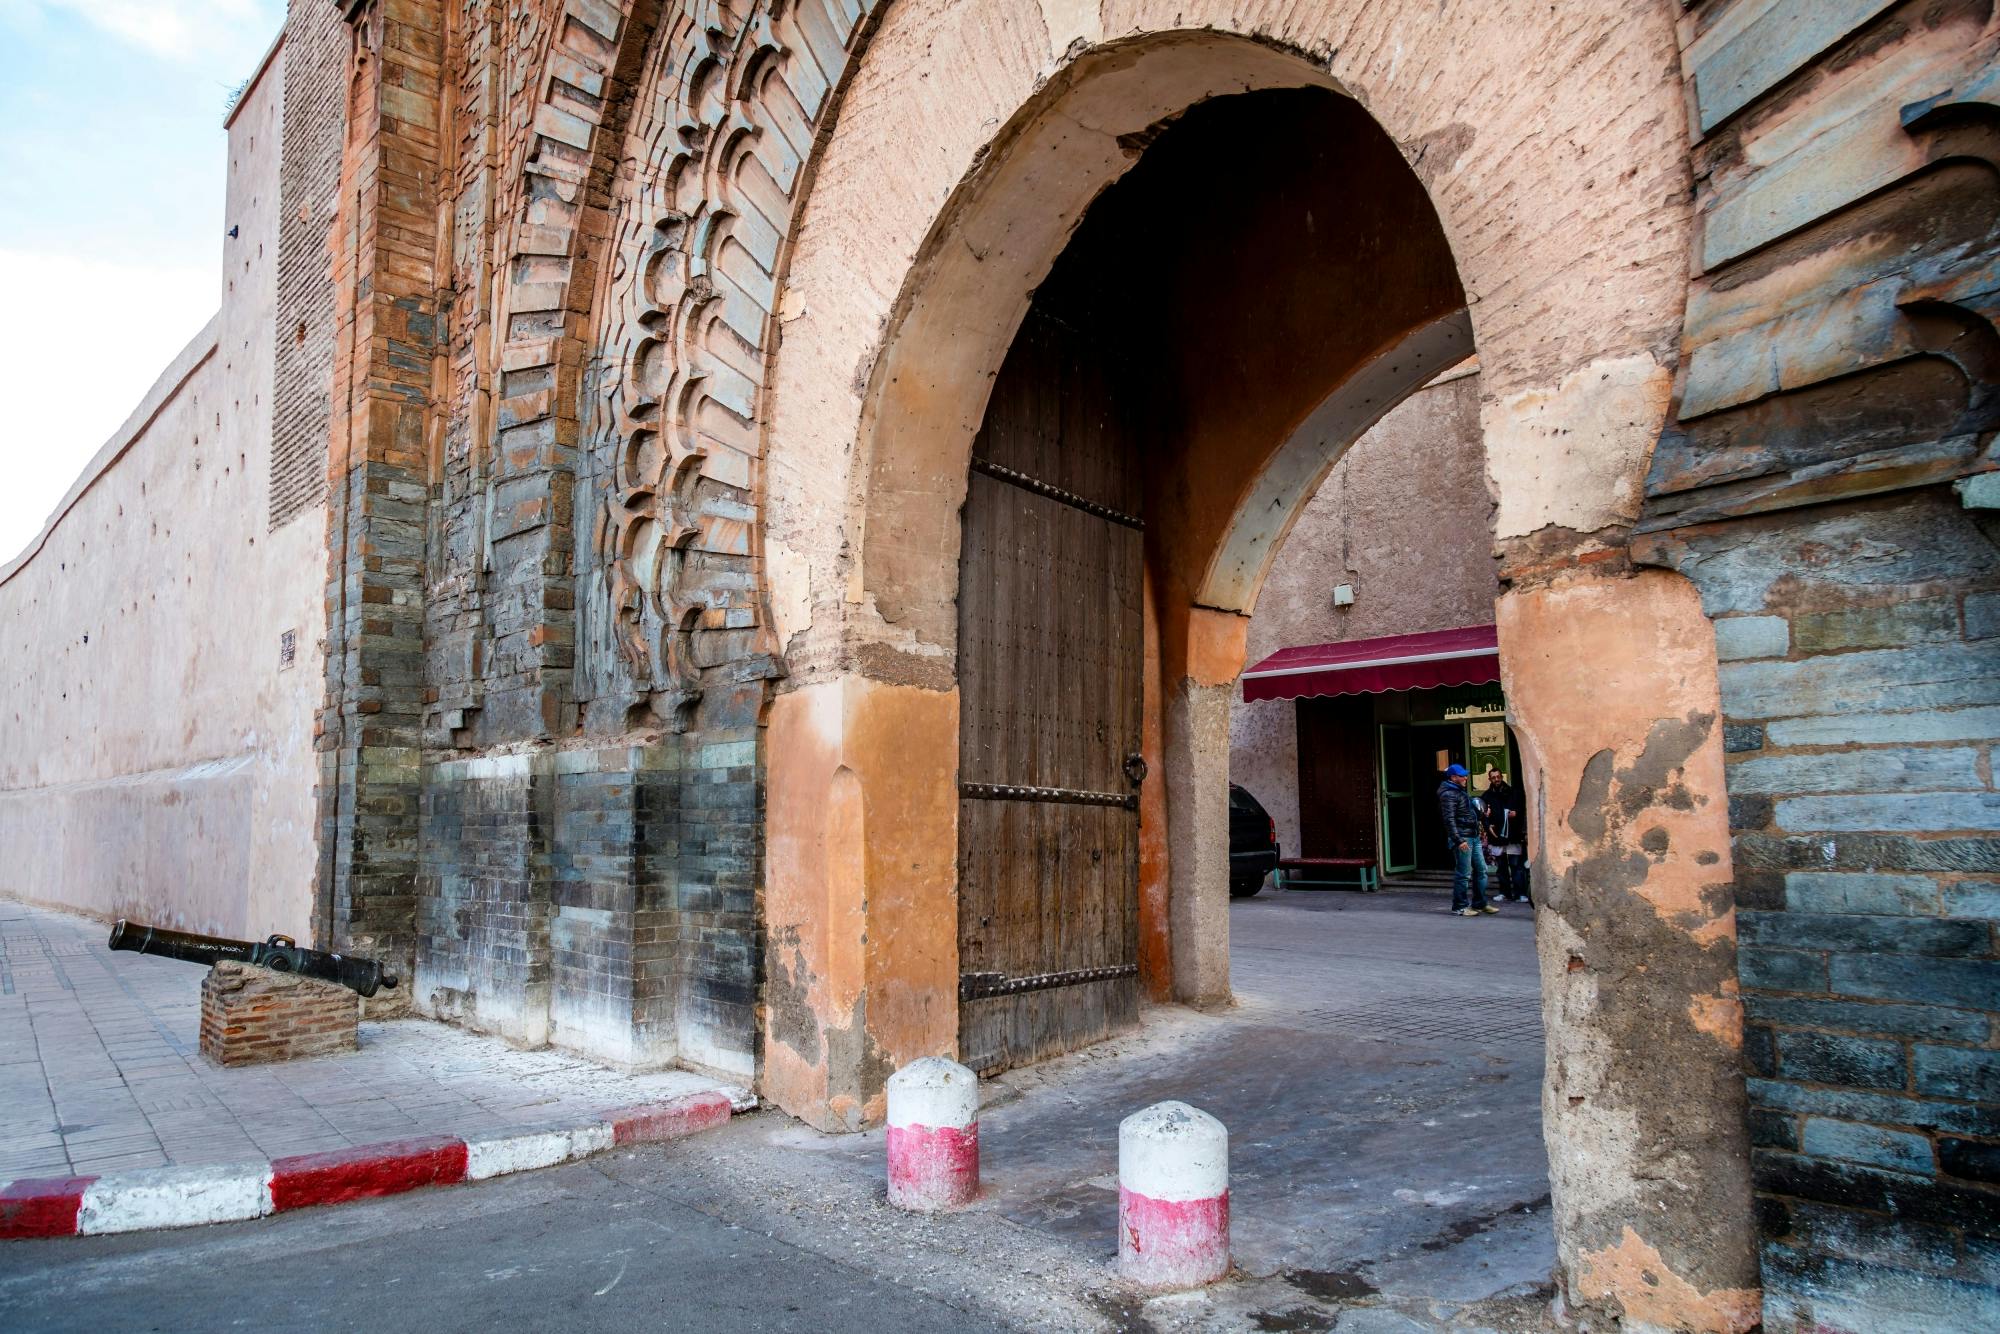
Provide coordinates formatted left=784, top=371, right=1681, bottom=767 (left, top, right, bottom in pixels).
left=106, top=920, right=257, bottom=968
left=107, top=920, right=400, bottom=998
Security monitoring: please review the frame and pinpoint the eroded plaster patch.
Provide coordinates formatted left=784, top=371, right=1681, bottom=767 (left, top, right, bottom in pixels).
left=1183, top=607, right=1249, bottom=687
left=1489, top=353, right=1672, bottom=541
left=1688, top=985, right=1744, bottom=1051
left=1037, top=0, right=1101, bottom=56
left=1579, top=1226, right=1763, bottom=1334
left=1568, top=713, right=1738, bottom=944
left=766, top=539, right=814, bottom=651
left=1500, top=571, right=1758, bottom=1319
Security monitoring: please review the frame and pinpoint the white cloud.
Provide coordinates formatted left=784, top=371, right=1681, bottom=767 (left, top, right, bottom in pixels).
left=0, top=249, right=216, bottom=564
left=6, top=0, right=268, bottom=61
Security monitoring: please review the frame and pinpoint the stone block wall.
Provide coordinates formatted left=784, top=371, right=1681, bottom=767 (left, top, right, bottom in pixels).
left=1651, top=490, right=2000, bottom=1330
left=1638, top=1, right=2000, bottom=1326
left=418, top=753, right=554, bottom=1048
left=201, top=960, right=359, bottom=1066
left=413, top=735, right=756, bottom=1080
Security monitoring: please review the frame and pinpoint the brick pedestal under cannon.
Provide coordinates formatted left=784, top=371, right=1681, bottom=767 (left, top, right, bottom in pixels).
left=200, top=960, right=359, bottom=1067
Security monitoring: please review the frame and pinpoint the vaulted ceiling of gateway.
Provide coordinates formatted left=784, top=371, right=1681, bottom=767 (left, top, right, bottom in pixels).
left=1023, top=85, right=1466, bottom=507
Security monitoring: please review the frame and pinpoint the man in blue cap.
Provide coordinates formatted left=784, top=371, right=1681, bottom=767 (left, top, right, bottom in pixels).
left=1437, top=764, right=1495, bottom=916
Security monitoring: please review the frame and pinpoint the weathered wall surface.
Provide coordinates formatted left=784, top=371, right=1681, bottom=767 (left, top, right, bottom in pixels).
left=1229, top=368, right=1494, bottom=856
left=1499, top=570, right=1760, bottom=1334
left=0, top=40, right=322, bottom=941
left=277, top=1, right=1997, bottom=1325
left=1631, top=1, right=2000, bottom=1329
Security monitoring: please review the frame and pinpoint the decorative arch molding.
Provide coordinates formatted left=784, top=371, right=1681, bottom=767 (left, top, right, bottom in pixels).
left=578, top=0, right=885, bottom=721
left=480, top=0, right=883, bottom=728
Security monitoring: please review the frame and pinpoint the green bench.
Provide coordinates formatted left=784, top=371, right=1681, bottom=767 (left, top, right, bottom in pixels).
left=1275, top=857, right=1379, bottom=893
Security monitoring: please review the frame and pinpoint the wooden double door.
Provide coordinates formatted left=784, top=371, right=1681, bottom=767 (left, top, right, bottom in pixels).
left=955, top=308, right=1144, bottom=1075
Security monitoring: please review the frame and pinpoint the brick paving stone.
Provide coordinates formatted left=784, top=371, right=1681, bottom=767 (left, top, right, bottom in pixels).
left=1, top=898, right=746, bottom=1175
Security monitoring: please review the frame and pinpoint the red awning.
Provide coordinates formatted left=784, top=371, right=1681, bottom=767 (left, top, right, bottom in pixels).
left=1241, top=625, right=1500, bottom=703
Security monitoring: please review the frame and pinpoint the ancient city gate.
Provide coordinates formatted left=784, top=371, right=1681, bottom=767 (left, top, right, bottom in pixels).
left=955, top=307, right=1144, bottom=1072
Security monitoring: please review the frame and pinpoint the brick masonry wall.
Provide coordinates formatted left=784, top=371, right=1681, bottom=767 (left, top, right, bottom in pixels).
left=314, top=1, right=446, bottom=989
left=673, top=683, right=764, bottom=1079
left=272, top=0, right=346, bottom=530
left=417, top=752, right=553, bottom=1049
left=1638, top=2, right=2000, bottom=1327
left=201, top=960, right=360, bottom=1066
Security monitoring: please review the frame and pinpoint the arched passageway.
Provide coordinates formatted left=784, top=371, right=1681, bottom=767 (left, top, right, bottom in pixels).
left=760, top=12, right=1756, bottom=1329
left=946, top=84, right=1466, bottom=1068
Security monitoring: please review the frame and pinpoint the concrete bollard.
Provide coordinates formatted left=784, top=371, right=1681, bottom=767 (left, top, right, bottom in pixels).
left=885, top=1057, right=979, bottom=1211
left=1118, top=1101, right=1230, bottom=1289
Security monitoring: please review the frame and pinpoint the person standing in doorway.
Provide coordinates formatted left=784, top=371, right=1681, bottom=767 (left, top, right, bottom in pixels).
left=1437, top=763, right=1494, bottom=916
left=1484, top=770, right=1530, bottom=904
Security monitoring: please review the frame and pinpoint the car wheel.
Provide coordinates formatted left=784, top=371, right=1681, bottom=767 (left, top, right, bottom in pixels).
left=1230, top=877, right=1263, bottom=899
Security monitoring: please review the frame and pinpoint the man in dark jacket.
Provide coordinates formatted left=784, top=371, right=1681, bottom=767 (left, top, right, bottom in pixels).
left=1483, top=770, right=1530, bottom=903
left=1437, top=764, right=1493, bottom=916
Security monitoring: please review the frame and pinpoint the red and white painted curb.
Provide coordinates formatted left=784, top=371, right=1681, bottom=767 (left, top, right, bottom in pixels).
left=0, top=1090, right=738, bottom=1241
left=885, top=1057, right=980, bottom=1211
left=1117, top=1100, right=1230, bottom=1289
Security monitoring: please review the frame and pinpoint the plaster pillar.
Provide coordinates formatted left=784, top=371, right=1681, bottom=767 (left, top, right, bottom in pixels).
left=1164, top=607, right=1250, bottom=1007
left=762, top=674, right=961, bottom=1131
left=1498, top=567, right=1760, bottom=1334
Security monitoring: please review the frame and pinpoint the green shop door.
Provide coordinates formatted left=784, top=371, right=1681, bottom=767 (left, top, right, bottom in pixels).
left=1379, top=723, right=1415, bottom=873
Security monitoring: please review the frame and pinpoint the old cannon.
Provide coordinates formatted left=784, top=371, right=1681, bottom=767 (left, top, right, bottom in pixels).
left=107, top=920, right=400, bottom=998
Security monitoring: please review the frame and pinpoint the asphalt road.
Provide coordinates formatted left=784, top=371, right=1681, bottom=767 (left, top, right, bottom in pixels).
left=0, top=1155, right=1003, bottom=1334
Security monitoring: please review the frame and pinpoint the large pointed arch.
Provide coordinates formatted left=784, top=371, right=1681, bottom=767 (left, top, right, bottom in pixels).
left=755, top=5, right=1757, bottom=1330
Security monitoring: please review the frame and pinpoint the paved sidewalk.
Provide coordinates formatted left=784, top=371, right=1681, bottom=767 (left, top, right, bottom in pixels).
left=0, top=899, right=745, bottom=1182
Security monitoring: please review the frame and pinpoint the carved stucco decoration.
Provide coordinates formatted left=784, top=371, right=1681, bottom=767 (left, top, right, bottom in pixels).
left=1642, top=2, right=2000, bottom=532
left=581, top=0, right=875, bottom=721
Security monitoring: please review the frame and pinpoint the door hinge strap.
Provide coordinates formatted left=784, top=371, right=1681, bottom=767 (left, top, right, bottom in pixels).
left=960, top=964, right=1139, bottom=999
left=970, top=457, right=1144, bottom=529
left=960, top=782, right=1138, bottom=809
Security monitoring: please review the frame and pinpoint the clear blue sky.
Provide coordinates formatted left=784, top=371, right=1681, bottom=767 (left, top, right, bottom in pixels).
left=0, top=0, right=286, bottom=564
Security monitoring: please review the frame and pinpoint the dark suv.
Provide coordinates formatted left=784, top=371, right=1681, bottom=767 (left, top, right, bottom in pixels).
left=1228, top=784, right=1280, bottom=898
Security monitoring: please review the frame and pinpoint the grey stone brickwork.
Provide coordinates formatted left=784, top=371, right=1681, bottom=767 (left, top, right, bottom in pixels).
left=1636, top=2, right=2000, bottom=1327
left=1652, top=492, right=2000, bottom=1330
left=416, top=731, right=757, bottom=1079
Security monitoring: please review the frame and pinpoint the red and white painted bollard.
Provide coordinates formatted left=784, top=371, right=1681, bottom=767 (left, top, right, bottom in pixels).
left=1118, top=1101, right=1230, bottom=1289
left=885, top=1057, right=979, bottom=1211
